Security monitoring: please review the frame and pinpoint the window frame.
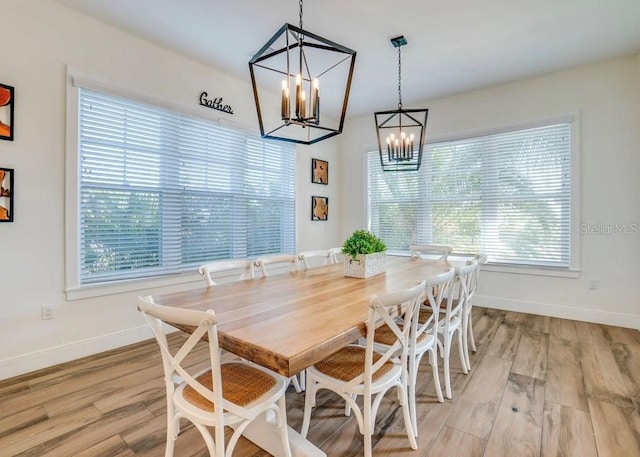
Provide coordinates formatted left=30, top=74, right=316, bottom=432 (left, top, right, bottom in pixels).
left=365, top=115, right=581, bottom=277
left=65, top=68, right=297, bottom=299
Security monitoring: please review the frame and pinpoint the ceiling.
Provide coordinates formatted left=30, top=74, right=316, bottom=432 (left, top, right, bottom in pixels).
left=52, top=0, right=640, bottom=119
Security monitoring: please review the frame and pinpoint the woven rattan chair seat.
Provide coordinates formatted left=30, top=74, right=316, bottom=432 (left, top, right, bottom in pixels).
left=183, top=362, right=277, bottom=412
left=313, top=345, right=394, bottom=383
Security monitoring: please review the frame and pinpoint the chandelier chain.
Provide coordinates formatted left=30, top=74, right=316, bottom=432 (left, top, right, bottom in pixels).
left=397, top=45, right=402, bottom=109
left=299, top=0, right=303, bottom=30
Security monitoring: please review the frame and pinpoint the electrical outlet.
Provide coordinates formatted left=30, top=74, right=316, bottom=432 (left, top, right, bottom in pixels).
left=588, top=279, right=598, bottom=290
left=41, top=304, right=54, bottom=320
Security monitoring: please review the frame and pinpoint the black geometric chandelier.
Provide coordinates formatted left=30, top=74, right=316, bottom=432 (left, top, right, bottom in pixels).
left=249, top=0, right=356, bottom=145
left=374, top=36, right=428, bottom=171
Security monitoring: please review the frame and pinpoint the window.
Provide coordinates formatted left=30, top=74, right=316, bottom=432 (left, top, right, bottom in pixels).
left=368, top=122, right=573, bottom=268
left=76, top=88, right=296, bottom=285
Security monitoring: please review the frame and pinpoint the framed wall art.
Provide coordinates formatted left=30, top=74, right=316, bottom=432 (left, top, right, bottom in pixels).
left=0, top=83, right=14, bottom=141
left=311, top=196, right=328, bottom=221
left=311, top=158, right=328, bottom=185
left=0, top=167, right=13, bottom=222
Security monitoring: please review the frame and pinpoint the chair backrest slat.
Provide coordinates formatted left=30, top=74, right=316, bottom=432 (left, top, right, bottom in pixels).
left=255, top=254, right=299, bottom=277
left=298, top=249, right=336, bottom=270
left=409, top=245, right=452, bottom=260
left=198, top=259, right=255, bottom=287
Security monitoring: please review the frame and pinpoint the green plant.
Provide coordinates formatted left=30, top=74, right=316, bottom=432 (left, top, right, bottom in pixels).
left=342, top=230, right=386, bottom=258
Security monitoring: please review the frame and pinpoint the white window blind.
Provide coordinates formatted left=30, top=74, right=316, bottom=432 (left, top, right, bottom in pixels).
left=78, top=88, right=296, bottom=285
left=368, top=123, right=572, bottom=268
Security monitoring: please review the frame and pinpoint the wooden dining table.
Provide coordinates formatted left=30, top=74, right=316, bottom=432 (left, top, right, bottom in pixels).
left=152, top=255, right=455, bottom=457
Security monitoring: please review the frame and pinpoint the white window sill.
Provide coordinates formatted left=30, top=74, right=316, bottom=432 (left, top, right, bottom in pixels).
left=66, top=272, right=204, bottom=301
left=387, top=252, right=580, bottom=279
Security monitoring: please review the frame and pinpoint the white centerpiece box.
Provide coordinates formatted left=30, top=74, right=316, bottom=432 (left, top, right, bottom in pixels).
left=341, top=229, right=387, bottom=278
left=343, top=251, right=387, bottom=278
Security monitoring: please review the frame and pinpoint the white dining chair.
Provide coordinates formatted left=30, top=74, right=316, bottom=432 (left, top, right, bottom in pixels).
left=300, top=281, right=424, bottom=457
left=254, top=254, right=299, bottom=277
left=371, top=268, right=455, bottom=436
left=461, top=254, right=486, bottom=368
left=438, top=261, right=478, bottom=398
left=409, top=244, right=452, bottom=260
left=137, top=296, right=292, bottom=457
left=298, top=249, right=336, bottom=270
left=198, top=259, right=255, bottom=287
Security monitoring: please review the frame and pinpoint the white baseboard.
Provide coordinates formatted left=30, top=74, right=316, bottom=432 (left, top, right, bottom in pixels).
left=475, top=295, right=640, bottom=330
left=0, top=325, right=154, bottom=381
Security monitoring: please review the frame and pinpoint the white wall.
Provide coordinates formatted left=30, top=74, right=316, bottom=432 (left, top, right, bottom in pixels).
left=338, top=54, right=640, bottom=328
left=0, top=0, right=341, bottom=379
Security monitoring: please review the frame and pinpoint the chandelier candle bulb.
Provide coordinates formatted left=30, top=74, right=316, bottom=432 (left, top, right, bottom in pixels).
left=311, top=79, right=319, bottom=120
left=295, top=74, right=302, bottom=118
left=300, top=90, right=307, bottom=119
left=281, top=80, right=289, bottom=119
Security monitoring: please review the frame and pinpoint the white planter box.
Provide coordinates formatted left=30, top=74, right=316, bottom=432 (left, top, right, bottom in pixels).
left=343, top=251, right=386, bottom=278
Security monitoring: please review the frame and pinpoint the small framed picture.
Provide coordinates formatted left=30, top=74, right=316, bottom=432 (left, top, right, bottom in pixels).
left=311, top=196, right=328, bottom=221
left=0, top=83, right=14, bottom=141
left=0, top=167, right=13, bottom=222
left=311, top=158, right=328, bottom=185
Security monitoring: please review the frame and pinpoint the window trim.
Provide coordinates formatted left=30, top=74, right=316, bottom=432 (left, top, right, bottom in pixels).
left=64, top=67, right=296, bottom=300
left=365, top=113, right=581, bottom=277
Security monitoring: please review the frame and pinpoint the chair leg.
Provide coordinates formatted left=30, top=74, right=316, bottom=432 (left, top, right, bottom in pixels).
left=457, top=328, right=468, bottom=374
left=290, top=375, right=302, bottom=393
left=444, top=333, right=452, bottom=399
left=363, top=393, right=373, bottom=457
left=165, top=414, right=179, bottom=457
left=345, top=393, right=356, bottom=416
left=299, top=370, right=306, bottom=391
left=397, top=383, right=418, bottom=449
left=462, top=314, right=471, bottom=372
left=408, top=357, right=418, bottom=435
left=300, top=376, right=315, bottom=438
left=430, top=347, right=444, bottom=403
left=468, top=312, right=477, bottom=352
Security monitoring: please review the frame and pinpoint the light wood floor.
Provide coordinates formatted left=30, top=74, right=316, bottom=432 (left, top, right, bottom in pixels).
left=2, top=307, right=640, bottom=457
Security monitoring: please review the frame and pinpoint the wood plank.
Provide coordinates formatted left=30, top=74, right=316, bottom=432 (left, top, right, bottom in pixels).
left=374, top=400, right=453, bottom=455
left=512, top=329, right=548, bottom=380
left=74, top=435, right=134, bottom=457
left=589, top=398, right=640, bottom=457
left=483, top=373, right=544, bottom=457
left=486, top=320, right=523, bottom=361
left=549, top=318, right=579, bottom=344
left=0, top=406, right=102, bottom=456
left=574, top=321, right=612, bottom=346
left=425, top=426, right=485, bottom=457
left=582, top=342, right=636, bottom=406
left=541, top=402, right=597, bottom=457
left=545, top=341, right=589, bottom=411
left=607, top=326, right=640, bottom=347
left=525, top=314, right=550, bottom=335
left=468, top=309, right=504, bottom=349
left=20, top=404, right=154, bottom=457
left=0, top=405, right=48, bottom=439
left=445, top=355, right=512, bottom=439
